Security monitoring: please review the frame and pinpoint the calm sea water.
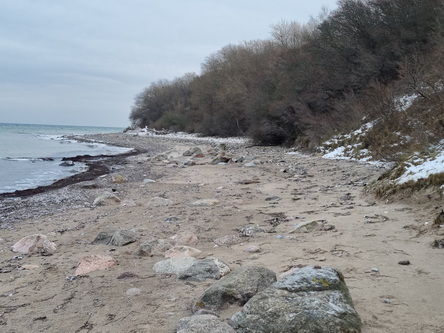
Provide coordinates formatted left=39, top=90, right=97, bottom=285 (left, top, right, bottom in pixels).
left=0, top=123, right=131, bottom=194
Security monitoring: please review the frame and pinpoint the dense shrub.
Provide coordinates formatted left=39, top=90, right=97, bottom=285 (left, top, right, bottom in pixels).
left=129, top=0, right=444, bottom=148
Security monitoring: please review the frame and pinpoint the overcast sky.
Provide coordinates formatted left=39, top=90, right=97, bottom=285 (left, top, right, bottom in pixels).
left=0, top=0, right=338, bottom=128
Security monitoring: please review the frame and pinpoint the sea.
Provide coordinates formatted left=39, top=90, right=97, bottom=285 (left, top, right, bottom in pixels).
left=0, top=123, right=132, bottom=194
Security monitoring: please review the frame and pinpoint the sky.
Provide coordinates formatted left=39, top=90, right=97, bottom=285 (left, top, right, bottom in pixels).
left=0, top=0, right=338, bottom=128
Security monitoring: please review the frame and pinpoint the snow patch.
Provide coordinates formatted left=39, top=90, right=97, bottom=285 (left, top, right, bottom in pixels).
left=397, top=150, right=444, bottom=184
left=126, top=128, right=249, bottom=145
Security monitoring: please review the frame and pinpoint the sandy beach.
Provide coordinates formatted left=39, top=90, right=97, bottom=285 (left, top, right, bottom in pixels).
left=1, top=133, right=443, bottom=333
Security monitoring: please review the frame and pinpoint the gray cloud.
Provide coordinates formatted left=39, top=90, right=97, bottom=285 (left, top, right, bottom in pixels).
left=0, top=0, right=337, bottom=127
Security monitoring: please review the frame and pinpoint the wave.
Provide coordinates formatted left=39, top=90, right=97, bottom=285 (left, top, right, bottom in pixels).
left=3, top=157, right=56, bottom=162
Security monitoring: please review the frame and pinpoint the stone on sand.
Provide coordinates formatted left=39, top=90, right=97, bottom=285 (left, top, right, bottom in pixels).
left=213, top=234, right=243, bottom=246
left=147, top=197, right=173, bottom=207
left=75, top=254, right=117, bottom=275
left=153, top=257, right=197, bottom=276
left=11, top=234, right=56, bottom=255
left=91, top=229, right=137, bottom=246
left=192, top=266, right=276, bottom=313
left=93, top=191, right=121, bottom=206
left=111, top=174, right=126, bottom=184
left=178, top=258, right=230, bottom=282
left=229, top=266, right=362, bottom=333
left=134, top=238, right=171, bottom=257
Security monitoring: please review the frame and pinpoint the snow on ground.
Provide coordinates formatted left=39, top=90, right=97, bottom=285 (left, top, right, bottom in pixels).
left=125, top=128, right=250, bottom=145
left=396, top=93, right=419, bottom=111
left=320, top=118, right=444, bottom=186
left=320, top=121, right=389, bottom=168
left=397, top=150, right=444, bottom=184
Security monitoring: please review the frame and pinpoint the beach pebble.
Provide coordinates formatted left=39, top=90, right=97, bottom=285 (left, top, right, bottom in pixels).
left=147, top=197, right=172, bottom=207
left=191, top=199, right=220, bottom=206
left=398, top=260, right=411, bottom=265
left=244, top=245, right=261, bottom=253
left=126, top=288, right=141, bottom=297
left=111, top=174, right=125, bottom=183
left=213, top=234, right=242, bottom=246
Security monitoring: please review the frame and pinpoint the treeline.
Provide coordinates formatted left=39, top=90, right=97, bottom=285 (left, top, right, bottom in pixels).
left=129, top=0, right=444, bottom=148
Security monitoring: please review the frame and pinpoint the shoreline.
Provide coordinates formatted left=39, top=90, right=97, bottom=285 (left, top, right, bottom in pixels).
left=1, top=132, right=443, bottom=332
left=0, top=150, right=141, bottom=198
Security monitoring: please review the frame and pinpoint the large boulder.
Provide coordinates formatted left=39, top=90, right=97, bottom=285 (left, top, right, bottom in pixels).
left=176, top=314, right=236, bottom=333
left=192, top=266, right=276, bottom=313
left=229, top=266, right=362, bottom=333
left=91, top=229, right=137, bottom=246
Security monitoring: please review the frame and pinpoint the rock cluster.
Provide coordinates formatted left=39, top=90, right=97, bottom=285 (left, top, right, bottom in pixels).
left=177, top=265, right=362, bottom=333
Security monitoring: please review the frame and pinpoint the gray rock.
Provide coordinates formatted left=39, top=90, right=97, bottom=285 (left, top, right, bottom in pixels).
left=288, top=220, right=321, bottom=233
left=176, top=314, right=236, bottom=333
left=153, top=257, right=197, bottom=275
left=183, top=147, right=203, bottom=156
left=179, top=258, right=230, bottom=282
left=213, top=234, right=243, bottom=246
left=134, top=238, right=170, bottom=256
left=192, top=266, right=276, bottom=313
left=237, top=225, right=264, bottom=237
left=133, top=241, right=153, bottom=257
left=91, top=229, right=137, bottom=246
left=229, top=266, right=362, bottom=333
